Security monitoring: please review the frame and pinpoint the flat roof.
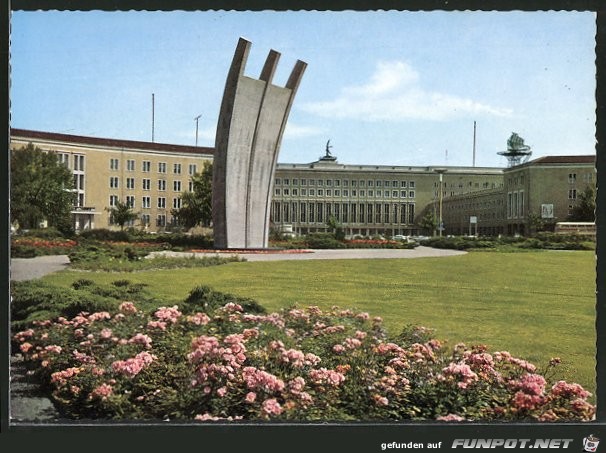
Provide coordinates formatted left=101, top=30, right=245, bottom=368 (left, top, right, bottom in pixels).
left=10, top=128, right=214, bottom=156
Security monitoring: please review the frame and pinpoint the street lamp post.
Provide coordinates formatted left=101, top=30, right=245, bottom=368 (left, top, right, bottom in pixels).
left=434, top=169, right=447, bottom=237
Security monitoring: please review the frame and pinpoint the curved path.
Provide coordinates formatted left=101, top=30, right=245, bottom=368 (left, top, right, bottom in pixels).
left=10, top=254, right=71, bottom=282
left=150, top=246, right=467, bottom=262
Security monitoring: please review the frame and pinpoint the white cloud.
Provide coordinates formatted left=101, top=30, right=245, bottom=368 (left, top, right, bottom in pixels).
left=302, top=61, right=513, bottom=121
left=283, top=122, right=326, bottom=138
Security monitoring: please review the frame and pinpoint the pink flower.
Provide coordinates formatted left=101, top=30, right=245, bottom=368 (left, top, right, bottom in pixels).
left=186, top=312, right=210, bottom=326
left=344, top=338, right=362, bottom=349
left=217, top=386, right=228, bottom=397
left=222, top=302, right=243, bottom=313
left=119, top=302, right=138, bottom=314
left=332, top=344, right=346, bottom=353
left=19, top=342, right=33, bottom=353
left=128, top=333, right=153, bottom=349
left=550, top=381, right=591, bottom=399
left=154, top=306, right=182, bottom=324
left=88, top=311, right=111, bottom=322
left=309, top=368, right=346, bottom=386
left=245, top=392, right=257, bottom=403
left=373, top=394, right=389, bottom=406
left=262, top=398, right=283, bottom=416
left=242, top=367, right=285, bottom=392
left=50, top=367, right=82, bottom=386
left=147, top=321, right=167, bottom=331
left=511, top=374, right=546, bottom=396
left=14, top=329, right=35, bottom=342
left=436, top=414, right=466, bottom=422
left=441, top=363, right=479, bottom=389
left=111, top=352, right=157, bottom=377
left=90, top=383, right=113, bottom=400
left=513, top=391, right=544, bottom=410
left=100, top=328, right=113, bottom=339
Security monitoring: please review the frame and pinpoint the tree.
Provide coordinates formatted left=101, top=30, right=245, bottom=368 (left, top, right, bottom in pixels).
left=107, top=201, right=138, bottom=231
left=326, top=215, right=345, bottom=241
left=10, top=143, right=75, bottom=233
left=567, top=186, right=595, bottom=222
left=172, top=161, right=213, bottom=229
left=419, top=212, right=437, bottom=236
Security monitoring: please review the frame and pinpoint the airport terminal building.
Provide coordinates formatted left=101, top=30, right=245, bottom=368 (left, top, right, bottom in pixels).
left=9, top=128, right=595, bottom=237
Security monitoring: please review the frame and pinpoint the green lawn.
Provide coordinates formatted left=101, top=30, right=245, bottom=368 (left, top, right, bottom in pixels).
left=40, top=250, right=596, bottom=396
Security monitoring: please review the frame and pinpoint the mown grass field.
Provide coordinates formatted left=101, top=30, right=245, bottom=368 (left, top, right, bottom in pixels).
left=40, top=250, right=596, bottom=396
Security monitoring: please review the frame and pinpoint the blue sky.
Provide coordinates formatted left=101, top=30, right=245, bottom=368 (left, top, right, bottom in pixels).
left=10, top=10, right=596, bottom=167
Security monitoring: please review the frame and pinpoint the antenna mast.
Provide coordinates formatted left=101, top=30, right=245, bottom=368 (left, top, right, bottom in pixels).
left=152, top=93, right=155, bottom=143
left=194, top=114, right=202, bottom=147
left=472, top=121, right=477, bottom=167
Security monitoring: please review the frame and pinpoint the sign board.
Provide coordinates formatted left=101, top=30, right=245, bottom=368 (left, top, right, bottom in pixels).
left=470, top=216, right=478, bottom=224
left=541, top=204, right=554, bottom=219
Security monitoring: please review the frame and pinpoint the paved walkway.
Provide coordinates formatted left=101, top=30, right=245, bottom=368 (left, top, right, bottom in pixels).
left=149, top=246, right=467, bottom=262
left=10, top=254, right=71, bottom=281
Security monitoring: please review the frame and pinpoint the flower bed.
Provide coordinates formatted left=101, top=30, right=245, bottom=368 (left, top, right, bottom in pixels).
left=11, top=237, right=78, bottom=258
left=12, top=299, right=594, bottom=422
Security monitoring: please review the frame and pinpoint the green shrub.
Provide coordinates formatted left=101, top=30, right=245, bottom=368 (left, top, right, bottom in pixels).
left=181, top=285, right=266, bottom=315
left=78, top=229, right=130, bottom=242
left=11, top=245, right=39, bottom=258
left=304, top=233, right=347, bottom=249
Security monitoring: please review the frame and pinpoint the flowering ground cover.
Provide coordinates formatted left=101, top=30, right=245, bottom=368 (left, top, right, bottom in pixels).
left=11, top=237, right=79, bottom=257
left=13, top=297, right=594, bottom=422
left=40, top=250, right=596, bottom=399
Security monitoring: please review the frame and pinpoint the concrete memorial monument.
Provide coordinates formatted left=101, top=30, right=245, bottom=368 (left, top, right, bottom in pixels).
left=212, top=38, right=307, bottom=249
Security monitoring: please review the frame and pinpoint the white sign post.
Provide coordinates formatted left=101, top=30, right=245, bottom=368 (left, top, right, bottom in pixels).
left=469, top=216, right=478, bottom=237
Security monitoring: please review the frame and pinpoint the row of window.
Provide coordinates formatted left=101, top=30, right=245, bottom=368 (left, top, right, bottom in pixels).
left=109, top=158, right=197, bottom=175
left=568, top=173, right=593, bottom=183
left=436, top=181, right=498, bottom=189
left=109, top=195, right=181, bottom=209
left=507, top=191, right=525, bottom=219
left=109, top=177, right=190, bottom=192
left=275, top=178, right=416, bottom=189
left=110, top=214, right=177, bottom=228
left=271, top=201, right=415, bottom=225
left=275, top=188, right=416, bottom=199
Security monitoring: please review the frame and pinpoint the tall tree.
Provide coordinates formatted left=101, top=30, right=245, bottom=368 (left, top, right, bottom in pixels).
left=107, top=200, right=138, bottom=230
left=10, top=143, right=75, bottom=233
left=171, top=161, right=213, bottom=229
left=567, top=186, right=595, bottom=222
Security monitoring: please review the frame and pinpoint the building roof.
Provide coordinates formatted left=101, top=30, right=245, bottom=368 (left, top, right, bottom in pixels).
left=527, top=155, right=595, bottom=165
left=10, top=128, right=214, bottom=156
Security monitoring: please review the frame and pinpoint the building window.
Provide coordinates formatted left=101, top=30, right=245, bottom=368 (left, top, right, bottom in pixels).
left=173, top=198, right=182, bottom=209
left=408, top=204, right=415, bottom=223
left=142, top=178, right=151, bottom=190
left=284, top=178, right=290, bottom=186
left=126, top=178, right=135, bottom=189
left=74, top=155, right=85, bottom=171
left=400, top=190, right=407, bottom=198
left=158, top=197, right=166, bottom=209
left=569, top=173, right=577, bottom=184
left=189, top=164, right=197, bottom=175
left=569, top=189, right=577, bottom=200
left=189, top=181, right=194, bottom=192
left=359, top=190, right=365, bottom=197
left=343, top=180, right=348, bottom=187
left=326, top=180, right=332, bottom=187
left=318, top=189, right=324, bottom=196
left=158, top=179, right=166, bottom=191
left=326, top=189, right=331, bottom=197
left=409, top=191, right=415, bottom=198
left=376, top=181, right=382, bottom=187
left=275, top=188, right=281, bottom=196
left=141, top=214, right=151, bottom=226
left=173, top=180, right=182, bottom=192
left=110, top=158, right=119, bottom=170
left=142, top=196, right=151, bottom=209
left=157, top=215, right=166, bottom=227
left=384, top=190, right=390, bottom=198
left=351, top=180, right=357, bottom=187
left=309, top=189, right=315, bottom=196
left=174, top=163, right=182, bottom=174
left=284, top=189, right=290, bottom=196
left=292, top=189, right=298, bottom=196
left=301, top=179, right=307, bottom=186
left=127, top=159, right=135, bottom=171
left=292, top=178, right=298, bottom=185
left=409, top=181, right=415, bottom=188
left=142, top=161, right=151, bottom=172
left=384, top=181, right=390, bottom=188
left=335, top=180, right=341, bottom=187
left=301, top=189, right=307, bottom=196
left=109, top=195, right=118, bottom=207
left=317, top=180, right=324, bottom=186
left=110, top=177, right=119, bottom=188
left=158, top=162, right=167, bottom=173
left=368, top=190, right=373, bottom=197
left=342, top=190, right=347, bottom=197
left=392, top=190, right=398, bottom=198
left=275, top=178, right=282, bottom=185
left=126, top=196, right=135, bottom=208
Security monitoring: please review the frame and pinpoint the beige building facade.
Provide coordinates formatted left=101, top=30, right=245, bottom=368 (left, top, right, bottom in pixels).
left=431, top=155, right=596, bottom=236
left=10, top=129, right=213, bottom=232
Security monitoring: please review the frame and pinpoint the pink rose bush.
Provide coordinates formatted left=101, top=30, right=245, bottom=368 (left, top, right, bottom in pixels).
left=12, top=299, right=595, bottom=422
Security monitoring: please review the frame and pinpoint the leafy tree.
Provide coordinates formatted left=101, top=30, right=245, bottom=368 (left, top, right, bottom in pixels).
left=172, top=161, right=213, bottom=229
left=419, top=212, right=437, bottom=236
left=326, top=215, right=345, bottom=241
left=107, top=201, right=138, bottom=231
left=10, top=143, right=75, bottom=233
left=567, top=186, right=595, bottom=222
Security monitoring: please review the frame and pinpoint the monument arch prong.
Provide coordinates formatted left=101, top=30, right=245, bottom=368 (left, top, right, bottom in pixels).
left=213, top=37, right=307, bottom=249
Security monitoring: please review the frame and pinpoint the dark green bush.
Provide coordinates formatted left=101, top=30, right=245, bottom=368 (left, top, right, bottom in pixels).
left=11, top=245, right=38, bottom=258
left=19, top=227, right=67, bottom=239
left=78, top=229, right=130, bottom=242
left=181, top=285, right=266, bottom=315
left=304, top=233, right=347, bottom=249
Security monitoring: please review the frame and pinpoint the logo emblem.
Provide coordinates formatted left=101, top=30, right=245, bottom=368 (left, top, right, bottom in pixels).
left=583, top=435, right=600, bottom=452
